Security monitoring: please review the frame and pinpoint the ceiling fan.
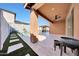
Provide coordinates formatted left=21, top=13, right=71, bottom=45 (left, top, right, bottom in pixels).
left=55, top=15, right=61, bottom=20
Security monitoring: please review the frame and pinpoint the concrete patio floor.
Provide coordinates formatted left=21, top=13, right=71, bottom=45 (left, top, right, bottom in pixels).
left=18, top=33, right=77, bottom=56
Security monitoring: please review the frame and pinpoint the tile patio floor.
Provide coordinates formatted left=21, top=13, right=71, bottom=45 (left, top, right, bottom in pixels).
left=18, top=33, right=77, bottom=56
left=0, top=32, right=77, bottom=56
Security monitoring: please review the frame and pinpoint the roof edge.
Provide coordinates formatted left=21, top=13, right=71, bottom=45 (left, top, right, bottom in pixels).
left=15, top=20, right=29, bottom=25
left=0, top=8, right=16, bottom=15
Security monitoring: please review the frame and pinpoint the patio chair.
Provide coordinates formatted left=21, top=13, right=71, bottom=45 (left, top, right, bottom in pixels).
left=54, top=40, right=66, bottom=53
left=54, top=40, right=60, bottom=51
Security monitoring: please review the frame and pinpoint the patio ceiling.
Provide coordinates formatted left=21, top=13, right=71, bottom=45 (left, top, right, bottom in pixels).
left=37, top=3, right=71, bottom=22
left=25, top=3, right=71, bottom=23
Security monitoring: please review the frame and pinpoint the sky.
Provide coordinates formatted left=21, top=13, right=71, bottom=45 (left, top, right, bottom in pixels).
left=0, top=3, right=49, bottom=26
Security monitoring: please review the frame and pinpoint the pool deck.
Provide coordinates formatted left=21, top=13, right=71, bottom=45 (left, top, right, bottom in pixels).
left=18, top=33, right=76, bottom=56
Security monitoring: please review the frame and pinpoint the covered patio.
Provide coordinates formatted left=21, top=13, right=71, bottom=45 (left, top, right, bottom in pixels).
left=23, top=3, right=79, bottom=56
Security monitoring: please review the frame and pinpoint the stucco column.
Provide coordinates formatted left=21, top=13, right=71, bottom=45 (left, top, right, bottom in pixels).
left=30, top=9, right=39, bottom=36
left=30, top=9, right=39, bottom=43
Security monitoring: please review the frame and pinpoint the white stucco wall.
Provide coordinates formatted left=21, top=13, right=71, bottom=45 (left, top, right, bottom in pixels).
left=0, top=9, right=27, bottom=50
left=0, top=11, right=10, bottom=50
left=2, top=10, right=15, bottom=23
left=0, top=10, right=14, bottom=50
left=0, top=11, right=1, bottom=50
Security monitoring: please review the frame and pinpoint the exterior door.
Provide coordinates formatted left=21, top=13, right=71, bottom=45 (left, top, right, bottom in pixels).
left=67, top=9, right=74, bottom=37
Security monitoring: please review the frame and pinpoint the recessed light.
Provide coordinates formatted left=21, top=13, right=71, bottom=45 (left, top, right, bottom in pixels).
left=51, top=8, right=55, bottom=11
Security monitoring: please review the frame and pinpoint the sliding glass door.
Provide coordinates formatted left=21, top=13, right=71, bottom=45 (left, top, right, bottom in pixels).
left=67, top=9, right=74, bottom=37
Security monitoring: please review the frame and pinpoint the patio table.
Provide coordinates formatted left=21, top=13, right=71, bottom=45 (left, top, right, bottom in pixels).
left=60, top=37, right=79, bottom=56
